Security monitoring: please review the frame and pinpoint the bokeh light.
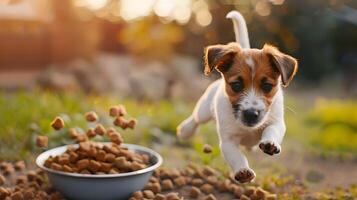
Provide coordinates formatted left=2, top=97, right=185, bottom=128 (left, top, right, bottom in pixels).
left=195, top=9, right=212, bottom=27
left=74, top=0, right=108, bottom=10
left=120, top=0, right=155, bottom=21
left=72, top=0, right=213, bottom=26
left=255, top=0, right=271, bottom=16
left=174, top=6, right=191, bottom=24
left=153, top=0, right=175, bottom=18
left=192, top=0, right=211, bottom=26
left=270, top=0, right=285, bottom=5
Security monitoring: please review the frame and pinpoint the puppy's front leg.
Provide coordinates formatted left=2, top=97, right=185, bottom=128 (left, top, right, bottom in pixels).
left=259, top=122, right=286, bottom=156
left=220, top=139, right=255, bottom=183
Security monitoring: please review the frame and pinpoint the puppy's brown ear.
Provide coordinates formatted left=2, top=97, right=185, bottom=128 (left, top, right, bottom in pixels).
left=204, top=44, right=238, bottom=75
left=263, top=44, right=298, bottom=87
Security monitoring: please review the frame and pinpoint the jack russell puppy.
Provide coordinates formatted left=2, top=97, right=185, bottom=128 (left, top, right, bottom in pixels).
left=177, top=11, right=298, bottom=183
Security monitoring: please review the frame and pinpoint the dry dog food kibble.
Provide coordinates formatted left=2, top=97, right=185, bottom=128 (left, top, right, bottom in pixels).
left=51, top=117, right=65, bottom=130
left=14, top=161, right=26, bottom=171
left=189, top=186, right=201, bottom=198
left=86, top=128, right=96, bottom=138
left=85, top=111, right=98, bottom=122
left=200, top=183, right=214, bottom=194
left=154, top=193, right=166, bottom=200
left=143, top=190, right=155, bottom=199
left=0, top=175, right=5, bottom=186
left=109, top=132, right=123, bottom=145
left=131, top=164, right=279, bottom=200
left=109, top=106, right=120, bottom=117
left=204, top=194, right=217, bottom=200
left=233, top=185, right=243, bottom=197
left=173, top=177, right=186, bottom=187
left=191, top=178, right=204, bottom=186
left=39, top=105, right=144, bottom=175
left=166, top=192, right=180, bottom=200
left=117, top=105, right=127, bottom=116
left=109, top=105, right=127, bottom=117
left=131, top=191, right=143, bottom=199
left=94, top=124, right=106, bottom=136
left=161, top=179, right=174, bottom=190
left=113, top=117, right=128, bottom=129
left=240, top=194, right=250, bottom=200
left=203, top=144, right=213, bottom=154
left=0, top=161, right=63, bottom=200
left=0, top=187, right=9, bottom=199
left=75, top=134, right=88, bottom=143
left=244, top=186, right=256, bottom=196
left=36, top=136, right=48, bottom=148
left=146, top=182, right=161, bottom=194
left=43, top=141, right=148, bottom=175
left=127, top=118, right=137, bottom=129
left=256, top=187, right=267, bottom=198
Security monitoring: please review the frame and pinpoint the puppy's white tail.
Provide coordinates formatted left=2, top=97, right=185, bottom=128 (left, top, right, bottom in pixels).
left=226, top=11, right=250, bottom=49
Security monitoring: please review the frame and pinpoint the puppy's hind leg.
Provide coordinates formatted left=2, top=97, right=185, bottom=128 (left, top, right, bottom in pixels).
left=177, top=81, right=218, bottom=139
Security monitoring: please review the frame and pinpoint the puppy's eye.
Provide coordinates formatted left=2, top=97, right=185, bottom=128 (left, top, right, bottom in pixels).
left=261, top=82, right=273, bottom=93
left=230, top=80, right=244, bottom=93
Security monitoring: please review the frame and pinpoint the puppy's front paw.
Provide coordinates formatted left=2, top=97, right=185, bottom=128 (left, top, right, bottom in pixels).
left=259, top=140, right=281, bottom=156
left=177, top=116, right=197, bottom=140
left=234, top=168, right=256, bottom=183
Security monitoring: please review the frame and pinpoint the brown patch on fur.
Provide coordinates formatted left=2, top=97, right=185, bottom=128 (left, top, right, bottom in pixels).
left=204, top=42, right=297, bottom=108
left=204, top=43, right=240, bottom=75
left=263, top=44, right=298, bottom=87
left=220, top=44, right=279, bottom=108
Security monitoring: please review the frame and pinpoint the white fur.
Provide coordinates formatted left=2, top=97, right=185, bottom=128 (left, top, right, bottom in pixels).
left=245, top=57, right=254, bottom=68
left=177, top=79, right=286, bottom=183
left=240, top=89, right=265, bottom=111
left=177, top=10, right=286, bottom=183
left=226, top=11, right=250, bottom=49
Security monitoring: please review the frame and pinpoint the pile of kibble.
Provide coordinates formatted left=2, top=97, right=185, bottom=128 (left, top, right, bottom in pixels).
left=44, top=142, right=150, bottom=174
left=0, top=161, right=62, bottom=200
left=0, top=161, right=277, bottom=200
left=35, top=105, right=155, bottom=175
left=129, top=164, right=277, bottom=200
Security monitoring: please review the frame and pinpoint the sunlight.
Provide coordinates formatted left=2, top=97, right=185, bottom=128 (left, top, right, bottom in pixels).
left=195, top=9, right=212, bottom=27
left=270, top=0, right=285, bottom=5
left=192, top=0, right=211, bottom=26
left=192, top=0, right=208, bottom=13
left=120, top=0, right=155, bottom=21
left=153, top=0, right=175, bottom=17
left=174, top=6, right=191, bottom=24
left=255, top=0, right=271, bottom=16
left=74, top=0, right=108, bottom=10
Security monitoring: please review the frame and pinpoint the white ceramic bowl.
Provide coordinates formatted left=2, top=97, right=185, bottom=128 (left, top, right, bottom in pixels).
left=36, top=143, right=163, bottom=200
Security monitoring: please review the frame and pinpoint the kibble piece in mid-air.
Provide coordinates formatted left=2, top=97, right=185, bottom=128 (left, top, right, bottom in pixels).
left=94, top=124, right=106, bottom=136
left=203, top=144, right=213, bottom=154
left=127, top=118, right=138, bottom=129
left=36, top=136, right=48, bottom=148
left=85, top=111, right=98, bottom=122
left=51, top=117, right=65, bottom=130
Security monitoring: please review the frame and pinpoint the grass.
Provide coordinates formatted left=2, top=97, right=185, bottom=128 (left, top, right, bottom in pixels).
left=307, top=99, right=357, bottom=157
left=1, top=90, right=356, bottom=160
left=0, top=90, right=356, bottom=198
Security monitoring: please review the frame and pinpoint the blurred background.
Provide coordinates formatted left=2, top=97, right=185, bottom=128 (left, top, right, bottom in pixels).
left=0, top=0, right=356, bottom=198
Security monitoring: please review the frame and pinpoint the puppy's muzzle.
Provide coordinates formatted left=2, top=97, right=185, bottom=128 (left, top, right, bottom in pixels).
left=242, top=108, right=261, bottom=127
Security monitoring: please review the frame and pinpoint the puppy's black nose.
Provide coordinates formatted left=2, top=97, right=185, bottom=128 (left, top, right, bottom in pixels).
left=242, top=109, right=260, bottom=125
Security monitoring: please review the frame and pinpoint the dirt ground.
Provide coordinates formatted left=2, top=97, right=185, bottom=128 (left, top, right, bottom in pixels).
left=249, top=140, right=357, bottom=190
left=158, top=138, right=357, bottom=193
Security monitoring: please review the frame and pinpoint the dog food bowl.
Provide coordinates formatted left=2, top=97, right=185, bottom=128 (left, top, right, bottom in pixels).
left=36, top=143, right=163, bottom=200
